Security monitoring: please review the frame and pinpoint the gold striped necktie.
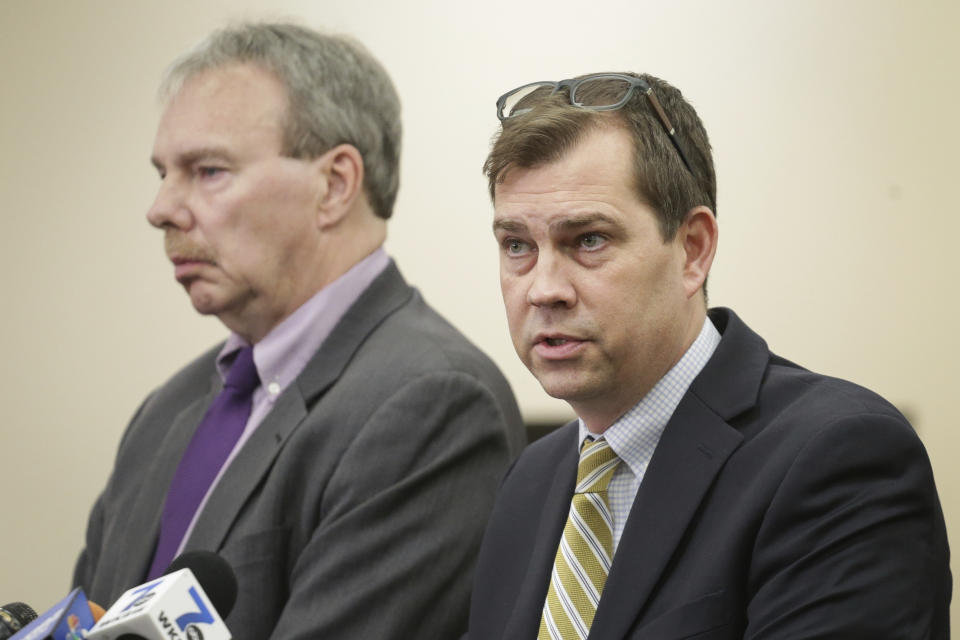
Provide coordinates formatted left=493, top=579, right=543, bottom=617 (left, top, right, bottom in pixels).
left=539, top=437, right=621, bottom=639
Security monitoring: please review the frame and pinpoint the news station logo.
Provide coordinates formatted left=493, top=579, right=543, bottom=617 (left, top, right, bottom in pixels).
left=155, top=609, right=206, bottom=640
left=89, top=569, right=230, bottom=640
left=129, top=591, right=156, bottom=609
left=152, top=585, right=216, bottom=640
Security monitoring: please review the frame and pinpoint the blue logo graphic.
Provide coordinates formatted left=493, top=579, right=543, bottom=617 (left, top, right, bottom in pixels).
left=175, top=587, right=214, bottom=630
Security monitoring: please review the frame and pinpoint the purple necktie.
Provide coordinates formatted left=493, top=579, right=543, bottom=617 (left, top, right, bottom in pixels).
left=147, top=346, right=260, bottom=579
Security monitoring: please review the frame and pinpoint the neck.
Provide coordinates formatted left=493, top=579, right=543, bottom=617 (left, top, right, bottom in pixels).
left=316, top=214, right=387, bottom=287
left=575, top=303, right=707, bottom=434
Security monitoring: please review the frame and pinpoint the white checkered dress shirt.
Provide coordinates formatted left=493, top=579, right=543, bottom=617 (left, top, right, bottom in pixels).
left=578, top=317, right=721, bottom=551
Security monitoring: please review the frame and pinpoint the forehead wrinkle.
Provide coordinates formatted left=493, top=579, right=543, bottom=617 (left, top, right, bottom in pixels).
left=155, top=64, right=287, bottom=161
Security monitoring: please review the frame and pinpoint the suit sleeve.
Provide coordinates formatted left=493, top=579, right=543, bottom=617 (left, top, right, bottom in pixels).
left=73, top=492, right=105, bottom=590
left=72, top=393, right=154, bottom=594
left=268, top=370, right=518, bottom=640
left=745, top=412, right=951, bottom=638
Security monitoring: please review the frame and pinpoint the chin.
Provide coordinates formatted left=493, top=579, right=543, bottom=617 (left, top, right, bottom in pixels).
left=187, top=291, right=225, bottom=316
left=536, top=376, right=591, bottom=404
left=528, top=358, right=587, bottom=394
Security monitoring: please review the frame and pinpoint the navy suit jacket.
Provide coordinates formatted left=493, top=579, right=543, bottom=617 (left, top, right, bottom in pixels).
left=469, top=308, right=950, bottom=639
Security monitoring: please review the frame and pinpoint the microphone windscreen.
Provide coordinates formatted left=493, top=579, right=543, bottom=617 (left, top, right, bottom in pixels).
left=1, top=602, right=37, bottom=639
left=1, top=601, right=37, bottom=624
left=1, top=603, right=37, bottom=624
left=164, top=551, right=238, bottom=618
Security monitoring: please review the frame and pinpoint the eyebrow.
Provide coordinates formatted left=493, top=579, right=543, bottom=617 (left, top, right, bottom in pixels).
left=492, top=219, right=528, bottom=234
left=550, top=212, right=622, bottom=233
left=493, top=212, right=624, bottom=235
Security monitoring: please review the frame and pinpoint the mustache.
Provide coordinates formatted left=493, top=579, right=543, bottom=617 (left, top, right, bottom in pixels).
left=164, top=233, right=215, bottom=262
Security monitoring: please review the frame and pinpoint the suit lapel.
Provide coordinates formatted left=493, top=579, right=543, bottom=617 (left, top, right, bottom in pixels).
left=186, top=261, right=415, bottom=553
left=589, top=397, right=742, bottom=638
left=502, top=427, right=580, bottom=640
left=115, top=378, right=219, bottom=590
left=293, top=261, right=413, bottom=406
left=185, top=385, right=308, bottom=552
left=589, top=308, right=768, bottom=638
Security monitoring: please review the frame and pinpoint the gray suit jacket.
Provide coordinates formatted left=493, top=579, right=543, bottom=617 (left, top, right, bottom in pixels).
left=75, top=261, right=526, bottom=639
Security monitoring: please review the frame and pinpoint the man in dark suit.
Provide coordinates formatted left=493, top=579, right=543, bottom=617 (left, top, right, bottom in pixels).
left=73, top=22, right=525, bottom=639
left=468, top=73, right=951, bottom=638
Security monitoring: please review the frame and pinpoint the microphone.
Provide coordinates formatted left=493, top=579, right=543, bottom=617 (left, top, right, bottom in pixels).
left=6, top=588, right=98, bottom=639
left=0, top=603, right=37, bottom=639
left=163, top=552, right=237, bottom=621
left=87, top=551, right=237, bottom=640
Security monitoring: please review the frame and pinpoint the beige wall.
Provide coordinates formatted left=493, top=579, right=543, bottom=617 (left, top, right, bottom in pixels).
left=1, top=0, right=956, bottom=624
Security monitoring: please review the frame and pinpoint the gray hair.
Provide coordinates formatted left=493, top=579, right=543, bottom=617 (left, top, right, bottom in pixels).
left=161, top=22, right=402, bottom=219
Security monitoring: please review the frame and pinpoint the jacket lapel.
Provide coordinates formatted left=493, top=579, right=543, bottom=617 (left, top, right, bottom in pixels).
left=293, top=261, right=412, bottom=407
left=502, top=426, right=580, bottom=640
left=115, top=378, right=219, bottom=590
left=589, top=308, right=768, bottom=638
left=185, top=386, right=308, bottom=553
left=186, top=261, right=414, bottom=553
left=588, top=397, right=742, bottom=638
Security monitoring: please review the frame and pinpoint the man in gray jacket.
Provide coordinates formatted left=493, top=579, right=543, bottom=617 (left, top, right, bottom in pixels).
left=74, top=22, right=525, bottom=639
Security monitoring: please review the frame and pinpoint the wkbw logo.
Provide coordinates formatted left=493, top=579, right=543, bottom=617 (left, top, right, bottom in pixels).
left=123, top=580, right=216, bottom=640
left=157, top=587, right=215, bottom=640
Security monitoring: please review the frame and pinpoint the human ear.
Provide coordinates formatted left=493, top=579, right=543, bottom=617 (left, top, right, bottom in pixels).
left=678, top=206, right=718, bottom=298
left=315, top=143, right=365, bottom=229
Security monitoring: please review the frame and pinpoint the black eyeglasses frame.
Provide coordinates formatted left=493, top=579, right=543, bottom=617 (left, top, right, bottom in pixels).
left=495, top=73, right=694, bottom=174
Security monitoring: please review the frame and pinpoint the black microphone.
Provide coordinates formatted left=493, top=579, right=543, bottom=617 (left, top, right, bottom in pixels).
left=164, top=551, right=237, bottom=619
left=0, top=602, right=37, bottom=639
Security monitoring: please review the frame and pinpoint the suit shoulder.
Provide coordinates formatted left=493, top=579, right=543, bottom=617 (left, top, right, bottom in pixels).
left=762, top=356, right=909, bottom=428
left=116, top=343, right=221, bottom=444
left=362, top=289, right=512, bottom=388
left=726, top=355, right=923, bottom=467
left=707, top=308, right=910, bottom=434
left=335, top=288, right=524, bottom=449
left=145, top=343, right=222, bottom=407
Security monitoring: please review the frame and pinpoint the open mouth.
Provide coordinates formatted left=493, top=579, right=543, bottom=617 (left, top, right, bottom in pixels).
left=534, top=335, right=584, bottom=360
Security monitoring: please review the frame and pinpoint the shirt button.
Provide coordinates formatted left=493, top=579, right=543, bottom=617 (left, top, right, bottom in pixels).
left=268, top=381, right=281, bottom=397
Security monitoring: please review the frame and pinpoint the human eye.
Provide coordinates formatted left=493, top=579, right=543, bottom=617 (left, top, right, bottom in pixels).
left=503, top=237, right=533, bottom=257
left=197, top=166, right=225, bottom=179
left=577, top=232, right=608, bottom=251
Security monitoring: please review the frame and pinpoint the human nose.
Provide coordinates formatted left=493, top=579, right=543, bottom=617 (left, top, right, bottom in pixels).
left=146, top=176, right=193, bottom=230
left=526, top=251, right=576, bottom=308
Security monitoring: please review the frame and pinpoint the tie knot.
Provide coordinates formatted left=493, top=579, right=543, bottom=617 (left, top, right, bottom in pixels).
left=224, top=346, right=260, bottom=395
left=576, top=438, right=620, bottom=494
